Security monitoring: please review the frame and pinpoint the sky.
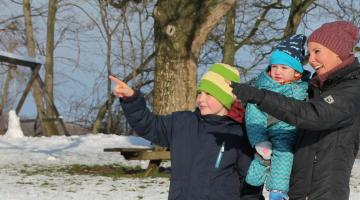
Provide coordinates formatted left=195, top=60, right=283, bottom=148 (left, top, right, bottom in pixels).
left=0, top=113, right=360, bottom=200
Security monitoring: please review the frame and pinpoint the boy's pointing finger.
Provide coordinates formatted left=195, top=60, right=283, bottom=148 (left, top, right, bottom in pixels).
left=109, top=75, right=125, bottom=85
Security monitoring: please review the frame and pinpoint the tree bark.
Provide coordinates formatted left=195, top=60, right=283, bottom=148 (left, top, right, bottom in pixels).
left=0, top=43, right=18, bottom=116
left=92, top=95, right=115, bottom=134
left=153, top=0, right=236, bottom=114
left=222, top=4, right=236, bottom=65
left=45, top=0, right=57, bottom=101
left=44, top=0, right=61, bottom=136
left=0, top=65, right=14, bottom=116
left=283, top=0, right=316, bottom=37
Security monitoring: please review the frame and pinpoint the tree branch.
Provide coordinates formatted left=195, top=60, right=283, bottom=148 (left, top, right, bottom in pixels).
left=191, top=0, right=236, bottom=58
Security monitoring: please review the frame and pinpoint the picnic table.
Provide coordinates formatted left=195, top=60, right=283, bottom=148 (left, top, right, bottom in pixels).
left=104, top=146, right=170, bottom=176
left=103, top=147, right=170, bottom=160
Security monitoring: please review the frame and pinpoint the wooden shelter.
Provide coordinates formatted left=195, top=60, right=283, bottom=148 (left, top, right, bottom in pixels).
left=0, top=51, right=69, bottom=136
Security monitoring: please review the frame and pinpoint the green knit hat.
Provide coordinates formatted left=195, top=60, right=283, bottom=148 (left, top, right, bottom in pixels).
left=197, top=63, right=240, bottom=109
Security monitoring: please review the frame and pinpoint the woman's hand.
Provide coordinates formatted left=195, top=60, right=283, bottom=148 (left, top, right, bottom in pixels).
left=109, top=75, right=134, bottom=98
left=230, top=82, right=265, bottom=104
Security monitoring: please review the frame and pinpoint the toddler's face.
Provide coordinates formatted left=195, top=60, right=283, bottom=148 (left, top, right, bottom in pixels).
left=269, top=64, right=298, bottom=84
left=196, top=91, right=228, bottom=116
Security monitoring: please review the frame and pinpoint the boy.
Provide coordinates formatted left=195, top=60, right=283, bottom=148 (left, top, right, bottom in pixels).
left=110, top=63, right=261, bottom=200
left=244, top=34, right=308, bottom=200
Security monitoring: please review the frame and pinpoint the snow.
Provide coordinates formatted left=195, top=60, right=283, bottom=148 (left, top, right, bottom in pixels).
left=0, top=134, right=167, bottom=200
left=0, top=115, right=359, bottom=199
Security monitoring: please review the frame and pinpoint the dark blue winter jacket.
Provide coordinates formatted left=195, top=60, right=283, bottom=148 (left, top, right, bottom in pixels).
left=120, top=92, right=261, bottom=200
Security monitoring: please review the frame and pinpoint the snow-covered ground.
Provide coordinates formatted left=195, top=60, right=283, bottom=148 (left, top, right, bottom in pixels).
left=0, top=112, right=359, bottom=200
left=0, top=134, right=359, bottom=200
left=0, top=133, right=170, bottom=200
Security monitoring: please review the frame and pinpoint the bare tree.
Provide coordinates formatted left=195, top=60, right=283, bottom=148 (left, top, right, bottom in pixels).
left=45, top=0, right=58, bottom=101
left=88, top=0, right=155, bottom=134
left=0, top=21, right=21, bottom=116
left=222, top=3, right=236, bottom=65
left=2, top=0, right=358, bottom=135
left=23, top=0, right=51, bottom=135
left=22, top=0, right=65, bottom=135
left=202, top=0, right=316, bottom=80
left=152, top=0, right=236, bottom=114
left=91, top=0, right=123, bottom=134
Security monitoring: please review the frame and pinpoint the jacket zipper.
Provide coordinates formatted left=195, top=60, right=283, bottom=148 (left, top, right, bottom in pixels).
left=215, top=141, right=225, bottom=168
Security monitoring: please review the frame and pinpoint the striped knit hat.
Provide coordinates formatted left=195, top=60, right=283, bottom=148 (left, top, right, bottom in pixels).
left=197, top=63, right=240, bottom=109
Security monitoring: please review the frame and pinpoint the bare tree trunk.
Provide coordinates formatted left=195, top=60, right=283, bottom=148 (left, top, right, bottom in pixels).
left=153, top=0, right=236, bottom=114
left=98, top=0, right=115, bottom=134
left=23, top=0, right=46, bottom=133
left=0, top=65, right=14, bottom=116
left=45, top=0, right=57, bottom=101
left=0, top=43, right=18, bottom=116
left=92, top=0, right=120, bottom=134
left=222, top=4, right=236, bottom=65
left=283, top=0, right=316, bottom=37
left=23, top=0, right=58, bottom=136
left=92, top=95, right=115, bottom=134
left=105, top=28, right=113, bottom=134
left=43, top=0, right=61, bottom=136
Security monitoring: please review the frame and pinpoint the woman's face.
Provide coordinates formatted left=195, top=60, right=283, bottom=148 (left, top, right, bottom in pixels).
left=307, top=42, right=343, bottom=76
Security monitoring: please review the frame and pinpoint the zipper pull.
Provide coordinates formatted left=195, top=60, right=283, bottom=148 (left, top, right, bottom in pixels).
left=215, top=141, right=225, bottom=169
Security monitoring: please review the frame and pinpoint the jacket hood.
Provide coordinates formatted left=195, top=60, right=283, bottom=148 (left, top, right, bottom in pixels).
left=195, top=108, right=243, bottom=136
left=320, top=57, right=360, bottom=88
left=255, top=71, right=308, bottom=100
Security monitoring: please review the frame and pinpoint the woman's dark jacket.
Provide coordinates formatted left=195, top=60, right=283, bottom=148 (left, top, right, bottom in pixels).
left=256, top=58, right=360, bottom=200
left=120, top=92, right=261, bottom=200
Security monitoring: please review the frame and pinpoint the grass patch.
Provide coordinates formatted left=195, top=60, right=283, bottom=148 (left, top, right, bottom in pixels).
left=20, top=166, right=64, bottom=177
left=66, top=164, right=170, bottom=179
left=19, top=164, right=170, bottom=179
left=16, top=181, right=33, bottom=185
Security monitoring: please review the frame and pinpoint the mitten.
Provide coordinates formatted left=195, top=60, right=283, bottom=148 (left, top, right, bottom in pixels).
left=230, top=82, right=265, bottom=105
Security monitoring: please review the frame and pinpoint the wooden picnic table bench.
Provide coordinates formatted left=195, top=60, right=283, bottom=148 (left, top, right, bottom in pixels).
left=103, top=147, right=170, bottom=160
left=104, top=147, right=170, bottom=176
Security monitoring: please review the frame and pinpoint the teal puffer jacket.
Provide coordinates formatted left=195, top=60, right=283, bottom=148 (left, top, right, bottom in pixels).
left=245, top=71, right=308, bottom=147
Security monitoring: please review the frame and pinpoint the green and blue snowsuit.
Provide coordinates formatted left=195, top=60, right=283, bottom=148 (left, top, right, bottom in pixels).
left=245, top=71, right=308, bottom=192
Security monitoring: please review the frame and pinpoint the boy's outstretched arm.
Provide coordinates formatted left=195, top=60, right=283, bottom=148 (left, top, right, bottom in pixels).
left=109, top=75, right=134, bottom=98
left=109, top=75, right=171, bottom=147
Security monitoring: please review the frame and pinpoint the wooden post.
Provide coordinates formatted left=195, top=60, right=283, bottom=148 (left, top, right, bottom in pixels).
left=16, top=64, right=41, bottom=114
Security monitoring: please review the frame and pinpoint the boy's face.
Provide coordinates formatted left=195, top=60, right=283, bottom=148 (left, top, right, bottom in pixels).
left=196, top=91, right=228, bottom=116
left=269, top=64, right=298, bottom=84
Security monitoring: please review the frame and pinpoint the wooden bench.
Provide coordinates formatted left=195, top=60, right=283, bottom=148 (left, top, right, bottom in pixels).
left=104, top=147, right=170, bottom=176
left=103, top=147, right=170, bottom=160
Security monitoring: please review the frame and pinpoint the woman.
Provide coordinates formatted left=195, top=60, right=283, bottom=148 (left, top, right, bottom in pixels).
left=231, top=21, right=360, bottom=200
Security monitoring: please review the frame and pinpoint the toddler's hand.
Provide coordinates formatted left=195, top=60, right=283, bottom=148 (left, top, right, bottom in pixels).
left=109, top=75, right=134, bottom=98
